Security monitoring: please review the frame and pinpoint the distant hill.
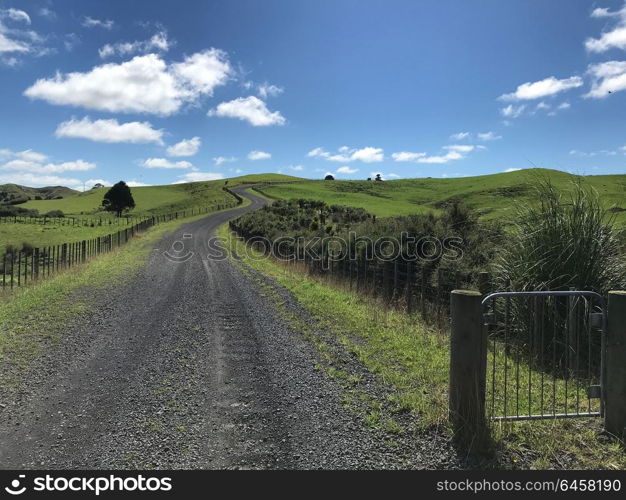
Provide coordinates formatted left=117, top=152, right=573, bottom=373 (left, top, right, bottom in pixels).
left=257, top=168, right=626, bottom=226
left=0, top=184, right=78, bottom=206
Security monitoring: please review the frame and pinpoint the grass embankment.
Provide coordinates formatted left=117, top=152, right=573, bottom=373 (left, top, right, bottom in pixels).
left=258, top=169, right=626, bottom=226
left=0, top=210, right=216, bottom=389
left=218, top=223, right=626, bottom=469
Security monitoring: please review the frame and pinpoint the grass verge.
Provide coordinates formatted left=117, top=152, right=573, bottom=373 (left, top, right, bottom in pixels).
left=218, top=223, right=626, bottom=469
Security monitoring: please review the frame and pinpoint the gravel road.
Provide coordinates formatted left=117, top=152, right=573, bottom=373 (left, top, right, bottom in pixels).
left=0, top=188, right=461, bottom=469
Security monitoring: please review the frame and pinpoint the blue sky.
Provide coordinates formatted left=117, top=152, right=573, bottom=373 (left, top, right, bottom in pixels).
left=0, top=0, right=625, bottom=189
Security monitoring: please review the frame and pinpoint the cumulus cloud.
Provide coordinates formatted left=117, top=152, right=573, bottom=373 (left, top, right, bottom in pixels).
left=585, top=60, right=626, bottom=98
left=504, top=168, right=522, bottom=172
left=586, top=4, right=626, bottom=52
left=82, top=17, right=114, bottom=29
left=336, top=166, right=358, bottom=174
left=213, top=156, right=236, bottom=166
left=55, top=117, right=164, bottom=144
left=166, top=136, right=201, bottom=157
left=0, top=148, right=97, bottom=187
left=99, top=31, right=170, bottom=58
left=392, top=151, right=426, bottom=162
left=392, top=144, right=482, bottom=164
left=142, top=158, right=195, bottom=169
left=24, top=50, right=232, bottom=116
left=307, top=146, right=384, bottom=163
left=174, top=171, right=224, bottom=183
left=499, top=76, right=583, bottom=101
left=289, top=165, right=304, bottom=171
left=209, top=96, right=285, bottom=126
left=247, top=150, right=271, bottom=160
left=0, top=8, right=48, bottom=60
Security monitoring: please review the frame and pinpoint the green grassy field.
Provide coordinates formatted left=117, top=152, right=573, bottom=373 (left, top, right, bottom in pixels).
left=1, top=174, right=299, bottom=249
left=257, top=169, right=626, bottom=225
left=19, top=174, right=301, bottom=217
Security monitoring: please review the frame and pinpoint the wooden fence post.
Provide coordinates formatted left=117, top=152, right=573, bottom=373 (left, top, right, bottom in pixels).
left=605, top=291, right=626, bottom=441
left=449, top=289, right=487, bottom=446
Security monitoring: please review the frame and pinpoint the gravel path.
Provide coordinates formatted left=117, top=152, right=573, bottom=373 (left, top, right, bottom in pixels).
left=0, top=188, right=461, bottom=469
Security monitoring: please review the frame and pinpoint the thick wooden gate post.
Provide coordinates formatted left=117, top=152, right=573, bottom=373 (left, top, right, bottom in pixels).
left=449, top=289, right=487, bottom=445
left=605, top=291, right=626, bottom=441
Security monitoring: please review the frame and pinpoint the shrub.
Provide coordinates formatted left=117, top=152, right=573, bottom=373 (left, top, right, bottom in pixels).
left=494, top=179, right=625, bottom=293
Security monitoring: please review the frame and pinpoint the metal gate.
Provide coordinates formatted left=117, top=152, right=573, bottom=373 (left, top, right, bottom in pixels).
left=482, top=291, right=606, bottom=422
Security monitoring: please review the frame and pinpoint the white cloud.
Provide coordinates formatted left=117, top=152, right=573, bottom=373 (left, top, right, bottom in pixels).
left=166, top=136, right=201, bottom=157
left=350, top=147, right=383, bottom=162
left=417, top=151, right=464, bottom=164
left=444, top=144, right=476, bottom=154
left=586, top=5, right=626, bottom=52
left=477, top=131, right=502, bottom=141
left=450, top=132, right=470, bottom=140
left=142, top=158, right=195, bottom=169
left=504, top=168, right=522, bottom=173
left=209, top=96, right=285, bottom=126
left=336, top=166, right=358, bottom=174
left=0, top=148, right=98, bottom=188
left=82, top=17, right=114, bottom=29
left=558, top=102, right=571, bottom=110
left=2, top=8, right=31, bottom=24
left=0, top=172, right=82, bottom=187
left=289, top=165, right=304, bottom=171
left=500, top=76, right=583, bottom=101
left=99, top=31, right=170, bottom=58
left=126, top=181, right=150, bottom=187
left=308, top=146, right=383, bottom=163
left=0, top=8, right=44, bottom=57
left=387, top=173, right=400, bottom=179
left=174, top=171, right=224, bottom=183
left=392, top=151, right=426, bottom=162
left=55, top=117, right=164, bottom=144
left=247, top=150, right=271, bottom=160
left=213, top=156, right=236, bottom=166
left=586, top=27, right=626, bottom=52
left=2, top=158, right=95, bottom=173
left=171, top=48, right=231, bottom=96
left=25, top=50, right=232, bottom=116
left=500, top=104, right=526, bottom=118
left=258, top=83, right=284, bottom=98
left=585, top=60, right=626, bottom=98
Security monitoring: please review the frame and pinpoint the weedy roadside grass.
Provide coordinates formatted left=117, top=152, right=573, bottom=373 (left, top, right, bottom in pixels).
left=218, top=223, right=626, bottom=469
left=0, top=212, right=214, bottom=390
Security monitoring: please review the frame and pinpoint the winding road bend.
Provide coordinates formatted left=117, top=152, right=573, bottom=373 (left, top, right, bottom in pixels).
left=0, top=188, right=458, bottom=470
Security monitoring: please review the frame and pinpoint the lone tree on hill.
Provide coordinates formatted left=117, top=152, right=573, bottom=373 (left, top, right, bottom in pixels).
left=102, top=181, right=135, bottom=217
left=375, top=173, right=382, bottom=181
left=324, top=174, right=335, bottom=180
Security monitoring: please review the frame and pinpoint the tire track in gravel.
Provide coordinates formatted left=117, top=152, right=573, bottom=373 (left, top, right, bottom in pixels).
left=0, top=187, right=461, bottom=469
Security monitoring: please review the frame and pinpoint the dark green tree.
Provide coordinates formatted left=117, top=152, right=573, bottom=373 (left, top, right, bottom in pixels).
left=324, top=174, right=335, bottom=180
left=375, top=173, right=382, bottom=181
left=102, top=181, right=135, bottom=217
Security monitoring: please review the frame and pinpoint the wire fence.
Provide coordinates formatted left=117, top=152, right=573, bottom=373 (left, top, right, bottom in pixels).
left=229, top=221, right=476, bottom=329
left=1, top=200, right=238, bottom=291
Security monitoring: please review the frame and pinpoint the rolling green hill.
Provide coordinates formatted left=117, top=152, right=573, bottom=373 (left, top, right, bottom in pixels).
left=257, top=169, right=626, bottom=225
left=0, top=184, right=78, bottom=206
left=20, top=174, right=302, bottom=217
